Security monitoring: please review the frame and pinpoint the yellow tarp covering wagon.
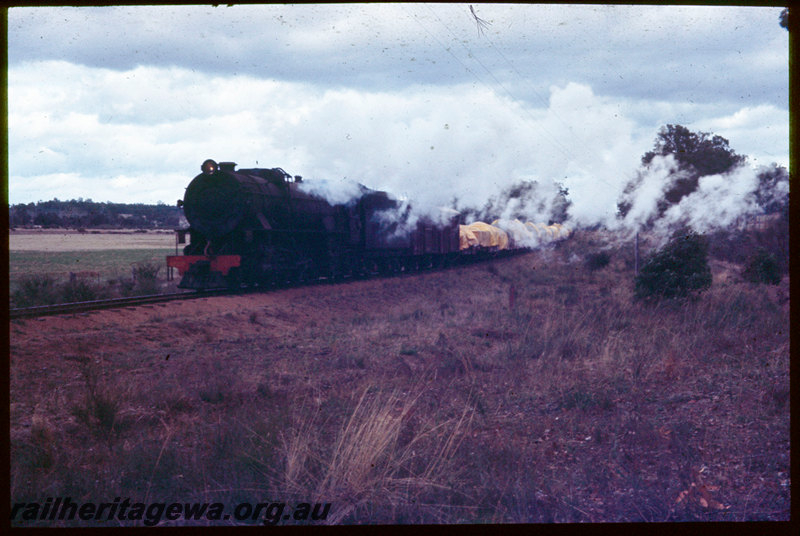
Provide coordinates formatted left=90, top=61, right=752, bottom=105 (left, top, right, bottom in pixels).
left=524, top=221, right=543, bottom=239
left=547, top=224, right=572, bottom=239
left=459, top=219, right=572, bottom=252
left=492, top=219, right=538, bottom=248
left=458, top=221, right=509, bottom=250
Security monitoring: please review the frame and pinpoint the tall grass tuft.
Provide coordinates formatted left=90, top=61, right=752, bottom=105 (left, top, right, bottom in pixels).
left=65, top=354, right=121, bottom=437
left=278, top=387, right=473, bottom=524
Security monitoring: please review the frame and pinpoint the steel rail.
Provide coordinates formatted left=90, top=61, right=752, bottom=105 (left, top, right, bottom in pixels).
left=9, top=248, right=535, bottom=319
left=8, top=290, right=231, bottom=319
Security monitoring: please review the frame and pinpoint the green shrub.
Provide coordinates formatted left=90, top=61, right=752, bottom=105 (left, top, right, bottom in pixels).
left=11, top=274, right=59, bottom=307
left=584, top=251, right=611, bottom=271
left=133, top=261, right=161, bottom=280
left=634, top=228, right=712, bottom=301
left=114, top=276, right=137, bottom=297
left=61, top=279, right=108, bottom=303
left=742, top=248, right=782, bottom=285
left=132, top=262, right=161, bottom=295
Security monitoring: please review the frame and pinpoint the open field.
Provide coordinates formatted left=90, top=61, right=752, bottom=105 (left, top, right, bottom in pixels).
left=9, top=232, right=790, bottom=526
left=8, top=229, right=179, bottom=302
left=9, top=228, right=176, bottom=282
left=10, top=249, right=174, bottom=283
left=9, top=228, right=176, bottom=251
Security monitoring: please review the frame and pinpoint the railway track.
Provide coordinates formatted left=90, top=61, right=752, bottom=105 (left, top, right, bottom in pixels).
left=9, top=249, right=533, bottom=319
left=8, top=290, right=231, bottom=319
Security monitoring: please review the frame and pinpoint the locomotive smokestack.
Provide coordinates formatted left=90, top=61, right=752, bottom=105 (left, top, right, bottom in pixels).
left=219, top=162, right=237, bottom=172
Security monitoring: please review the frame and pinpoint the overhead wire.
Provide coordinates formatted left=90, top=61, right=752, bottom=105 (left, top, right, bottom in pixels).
left=459, top=7, right=568, bottom=128
left=359, top=4, right=621, bottom=197
left=429, top=4, right=620, bottom=191
left=420, top=4, right=576, bottom=161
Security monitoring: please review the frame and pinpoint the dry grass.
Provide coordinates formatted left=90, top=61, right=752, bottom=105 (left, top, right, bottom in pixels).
left=9, top=228, right=175, bottom=251
left=277, top=387, right=473, bottom=523
left=9, top=229, right=790, bottom=525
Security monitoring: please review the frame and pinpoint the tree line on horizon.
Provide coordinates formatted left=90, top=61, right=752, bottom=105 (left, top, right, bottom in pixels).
left=8, top=198, right=181, bottom=229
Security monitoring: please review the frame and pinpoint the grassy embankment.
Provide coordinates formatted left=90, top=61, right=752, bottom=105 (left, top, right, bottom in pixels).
left=9, top=229, right=790, bottom=524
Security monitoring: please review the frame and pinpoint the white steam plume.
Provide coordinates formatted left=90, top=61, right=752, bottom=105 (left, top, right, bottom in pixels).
left=296, top=176, right=365, bottom=206
left=615, top=154, right=772, bottom=246
left=655, top=165, right=761, bottom=235
left=281, top=82, right=643, bottom=236
left=283, top=83, right=780, bottom=247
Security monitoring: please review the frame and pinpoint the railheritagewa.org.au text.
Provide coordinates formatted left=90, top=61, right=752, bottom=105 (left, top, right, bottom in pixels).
left=11, top=497, right=331, bottom=526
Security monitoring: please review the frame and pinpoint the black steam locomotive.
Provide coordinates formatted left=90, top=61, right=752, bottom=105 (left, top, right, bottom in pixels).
left=167, top=159, right=465, bottom=290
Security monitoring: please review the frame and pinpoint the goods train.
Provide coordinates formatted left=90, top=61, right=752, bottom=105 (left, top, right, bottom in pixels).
left=167, top=160, right=570, bottom=290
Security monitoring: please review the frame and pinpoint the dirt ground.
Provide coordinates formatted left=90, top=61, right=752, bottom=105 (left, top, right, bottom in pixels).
left=8, top=248, right=791, bottom=525
left=9, top=271, right=443, bottom=435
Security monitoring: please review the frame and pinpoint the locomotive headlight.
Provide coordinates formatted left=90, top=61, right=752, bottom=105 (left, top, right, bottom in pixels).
left=201, top=159, right=219, bottom=174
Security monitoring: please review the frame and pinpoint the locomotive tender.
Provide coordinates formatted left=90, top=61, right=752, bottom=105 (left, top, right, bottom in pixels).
left=167, top=159, right=465, bottom=290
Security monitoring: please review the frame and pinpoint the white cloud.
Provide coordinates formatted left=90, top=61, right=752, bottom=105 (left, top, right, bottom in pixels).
left=8, top=4, right=787, bottom=103
left=10, top=57, right=786, bottom=233
left=691, top=104, right=789, bottom=167
left=10, top=61, right=656, bottom=225
left=7, top=4, right=788, bottom=225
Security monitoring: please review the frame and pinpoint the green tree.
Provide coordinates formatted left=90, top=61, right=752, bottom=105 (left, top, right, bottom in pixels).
left=642, top=124, right=745, bottom=182
left=634, top=228, right=712, bottom=301
left=618, top=124, right=746, bottom=221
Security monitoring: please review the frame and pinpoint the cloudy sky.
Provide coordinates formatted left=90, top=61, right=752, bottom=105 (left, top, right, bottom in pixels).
left=7, top=3, right=789, bottom=227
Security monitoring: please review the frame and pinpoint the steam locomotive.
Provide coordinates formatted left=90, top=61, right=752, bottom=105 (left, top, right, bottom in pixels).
left=167, top=159, right=569, bottom=290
